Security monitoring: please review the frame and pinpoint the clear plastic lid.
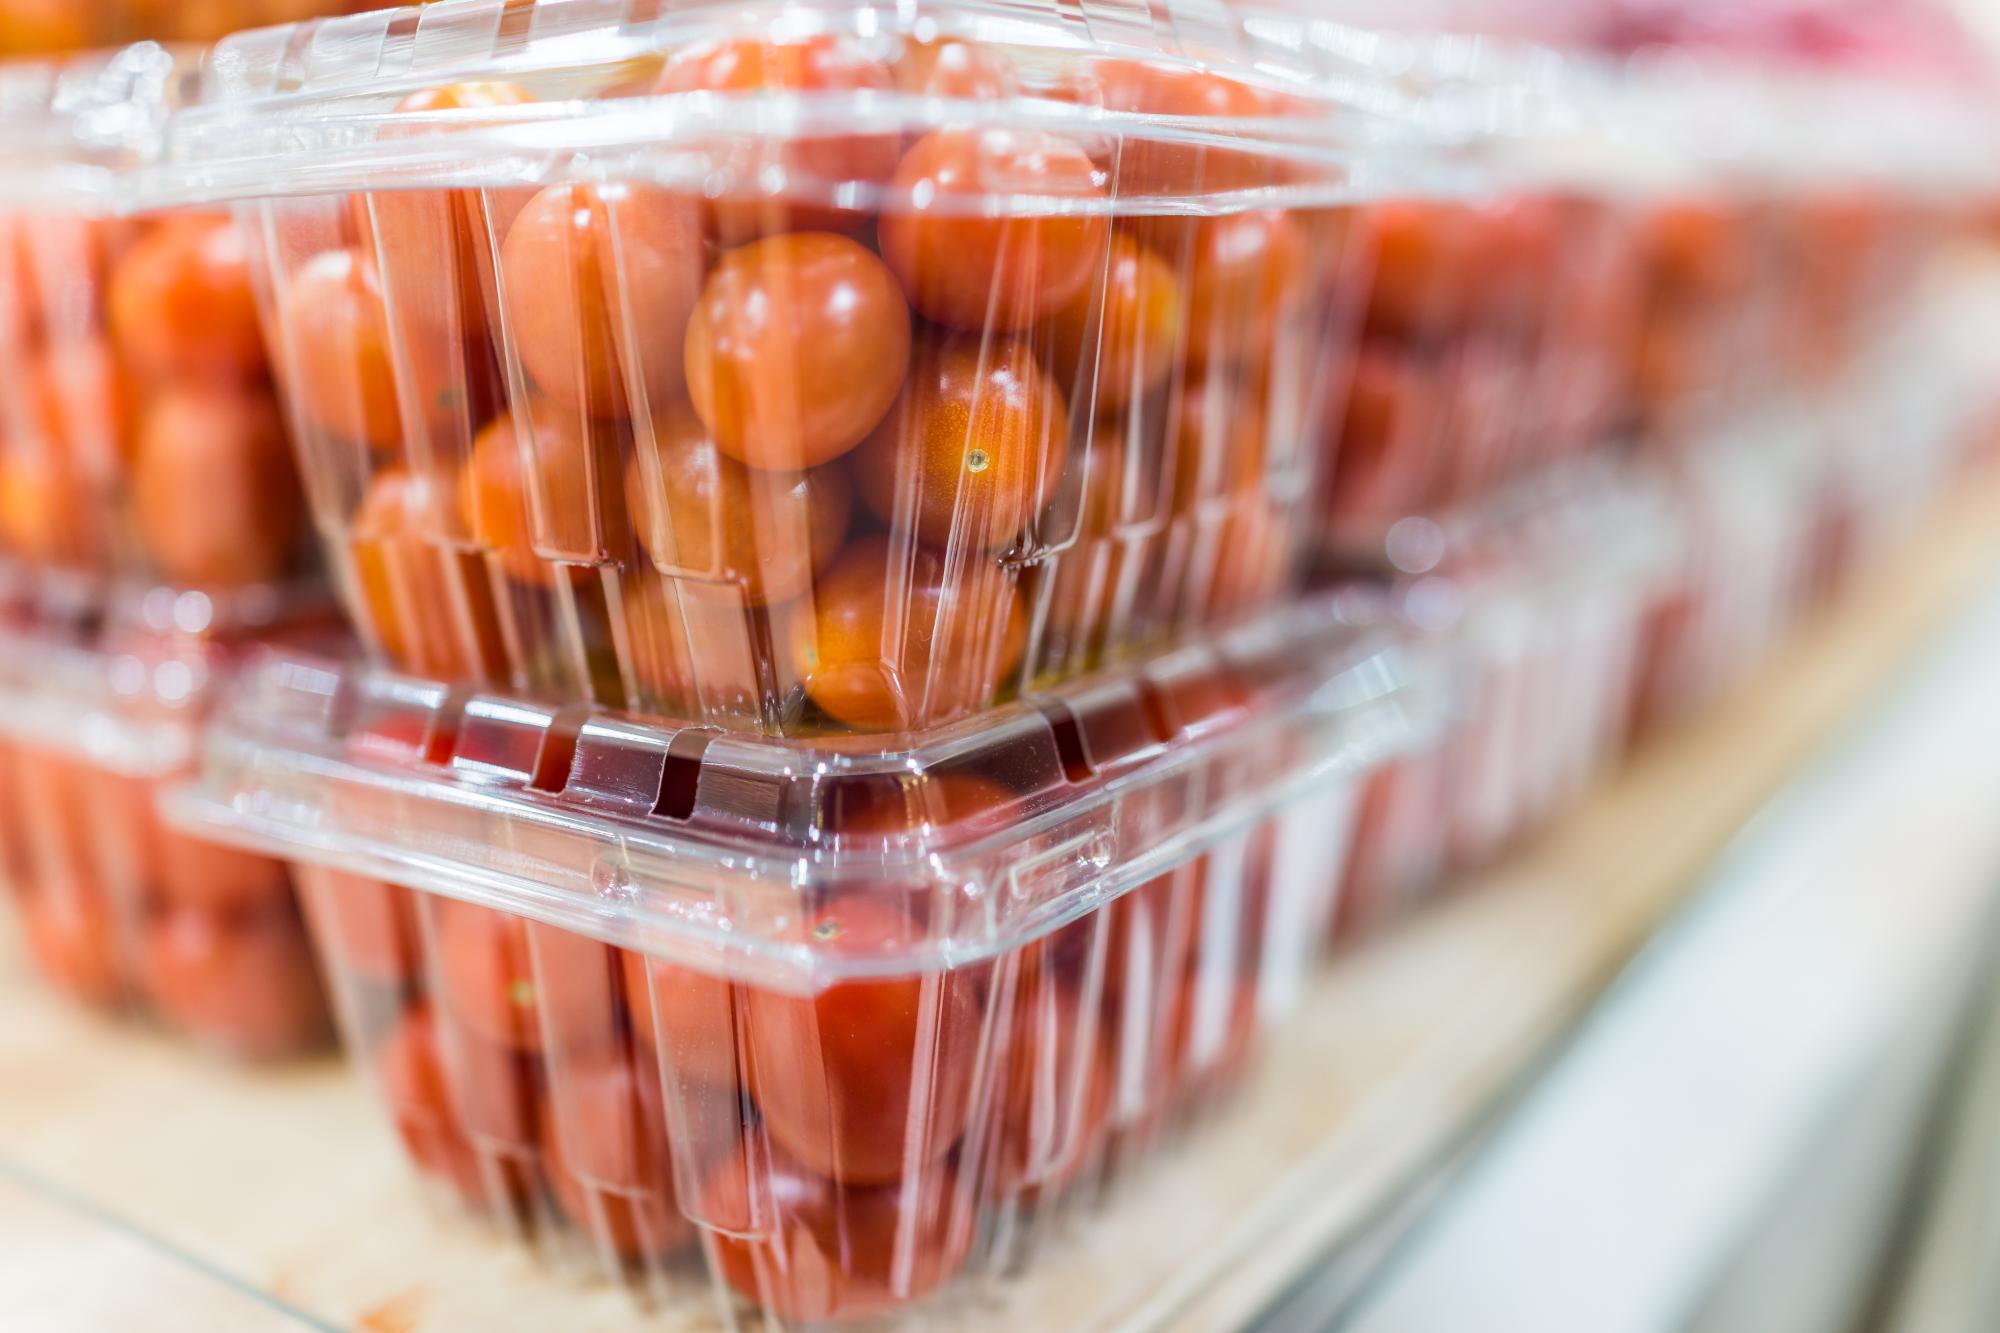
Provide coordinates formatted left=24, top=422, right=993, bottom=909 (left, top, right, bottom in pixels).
left=168, top=591, right=1432, bottom=988
left=0, top=42, right=203, bottom=203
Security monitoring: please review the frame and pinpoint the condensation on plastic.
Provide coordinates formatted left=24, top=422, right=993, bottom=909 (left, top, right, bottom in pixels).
left=140, top=0, right=1439, bottom=736
left=0, top=45, right=316, bottom=620
left=168, top=593, right=1430, bottom=1320
left=0, top=621, right=330, bottom=1058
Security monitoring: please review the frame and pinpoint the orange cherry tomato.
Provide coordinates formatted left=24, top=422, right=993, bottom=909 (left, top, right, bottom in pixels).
left=463, top=407, right=629, bottom=585
left=500, top=182, right=705, bottom=418
left=0, top=446, right=104, bottom=569
left=0, top=0, right=106, bottom=54
left=1041, top=232, right=1184, bottom=412
left=351, top=465, right=478, bottom=676
left=625, top=403, right=849, bottom=605
left=131, top=384, right=300, bottom=588
left=277, top=248, right=405, bottom=449
left=879, top=127, right=1108, bottom=331
left=1084, top=58, right=1282, bottom=193
left=851, top=336, right=1070, bottom=550
left=107, top=216, right=265, bottom=386
left=30, top=338, right=137, bottom=478
left=430, top=898, right=622, bottom=1055
left=615, top=569, right=775, bottom=720
left=1168, top=377, right=1270, bottom=513
left=622, top=949, right=740, bottom=1091
left=745, top=895, right=984, bottom=1184
left=140, top=905, right=328, bottom=1058
left=656, top=35, right=899, bottom=241
left=1640, top=199, right=1751, bottom=304
left=19, top=887, right=124, bottom=1007
left=798, top=535, right=1027, bottom=732
left=299, top=868, right=421, bottom=986
left=1171, top=209, right=1307, bottom=374
left=892, top=38, right=1018, bottom=99
left=1357, top=199, right=1472, bottom=342
left=703, top=1143, right=972, bottom=1323
left=684, top=231, right=911, bottom=472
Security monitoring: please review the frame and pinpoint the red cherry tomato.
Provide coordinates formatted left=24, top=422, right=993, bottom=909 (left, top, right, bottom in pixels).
left=622, top=949, right=741, bottom=1092
left=851, top=336, right=1070, bottom=550
left=130, top=384, right=300, bottom=588
left=107, top=216, right=265, bottom=386
left=744, top=895, right=984, bottom=1184
left=277, top=249, right=404, bottom=449
left=684, top=231, right=911, bottom=472
left=1325, top=342, right=1441, bottom=519
left=429, top=898, right=622, bottom=1055
left=299, top=868, right=420, bottom=986
left=798, top=534, right=1027, bottom=732
left=1176, top=209, right=1308, bottom=374
left=542, top=1126, right=691, bottom=1262
left=542, top=1045, right=676, bottom=1195
left=656, top=35, right=899, bottom=241
left=1085, top=58, right=1282, bottom=193
left=1357, top=200, right=1472, bottom=342
left=19, top=887, right=124, bottom=1007
left=993, top=962, right=1116, bottom=1196
left=879, top=127, right=1108, bottom=331
left=625, top=403, right=850, bottom=605
left=892, top=38, right=1018, bottom=99
left=499, top=182, right=705, bottom=418
left=151, top=826, right=292, bottom=915
left=463, top=407, right=630, bottom=585
left=140, top=905, right=328, bottom=1058
left=703, top=1143, right=972, bottom=1323
left=1041, top=231, right=1185, bottom=412
left=376, top=1003, right=506, bottom=1206
left=431, top=1005, right=541, bottom=1150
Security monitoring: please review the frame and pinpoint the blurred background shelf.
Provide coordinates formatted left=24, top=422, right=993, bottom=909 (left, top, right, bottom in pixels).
left=4, top=471, right=2000, bottom=1332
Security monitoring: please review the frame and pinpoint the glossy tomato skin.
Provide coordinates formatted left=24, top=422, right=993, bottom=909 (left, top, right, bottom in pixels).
left=139, top=904, right=329, bottom=1059
left=684, top=231, right=911, bottom=472
left=702, top=1143, right=973, bottom=1324
left=499, top=183, right=705, bottom=418
left=625, top=403, right=850, bottom=605
left=428, top=899, right=625, bottom=1056
left=277, top=248, right=405, bottom=449
left=1084, top=58, right=1282, bottom=194
left=656, top=35, right=899, bottom=241
left=798, top=535, right=1027, bottom=732
left=350, top=465, right=480, bottom=678
left=463, top=407, right=630, bottom=585
left=540, top=1045, right=693, bottom=1264
left=107, top=216, right=265, bottom=386
left=879, top=127, right=1109, bottom=332
left=851, top=336, right=1070, bottom=551
left=622, top=949, right=741, bottom=1092
left=743, top=895, right=985, bottom=1184
left=130, top=384, right=300, bottom=588
left=1041, top=231, right=1184, bottom=412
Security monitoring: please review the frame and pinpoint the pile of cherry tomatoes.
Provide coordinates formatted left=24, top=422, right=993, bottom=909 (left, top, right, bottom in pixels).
left=259, top=36, right=1343, bottom=734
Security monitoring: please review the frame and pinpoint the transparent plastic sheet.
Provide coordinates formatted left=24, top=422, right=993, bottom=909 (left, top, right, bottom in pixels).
left=117, top=0, right=1454, bottom=738
left=0, top=45, right=317, bottom=623
left=168, top=592, right=1432, bottom=1320
left=0, top=620, right=331, bottom=1058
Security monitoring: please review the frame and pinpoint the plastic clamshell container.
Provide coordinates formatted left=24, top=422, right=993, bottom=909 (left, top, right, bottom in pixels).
left=1322, top=459, right=1677, bottom=936
left=158, top=0, right=1405, bottom=735
left=0, top=616, right=330, bottom=1057
left=169, top=594, right=1429, bottom=1322
left=0, top=44, right=314, bottom=618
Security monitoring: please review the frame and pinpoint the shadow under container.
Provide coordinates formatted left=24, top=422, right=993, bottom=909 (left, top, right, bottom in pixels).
left=0, top=610, right=330, bottom=1057
left=0, top=44, right=315, bottom=619
left=168, top=594, right=1430, bottom=1326
left=167, top=0, right=1388, bottom=736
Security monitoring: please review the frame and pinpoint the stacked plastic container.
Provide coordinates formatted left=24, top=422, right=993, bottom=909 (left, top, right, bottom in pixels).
left=149, top=0, right=1446, bottom=1321
left=0, top=43, right=336, bottom=1055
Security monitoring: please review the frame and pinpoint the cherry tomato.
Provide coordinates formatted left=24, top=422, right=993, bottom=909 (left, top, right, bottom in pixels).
left=429, top=898, right=622, bottom=1055
left=432, top=1006, right=540, bottom=1149
left=622, top=949, right=740, bottom=1091
left=107, top=216, right=265, bottom=386
left=684, top=231, right=911, bottom=472
left=1168, top=377, right=1271, bottom=513
left=131, top=385, right=300, bottom=588
left=1325, top=343, right=1440, bottom=518
left=30, top=338, right=136, bottom=479
left=543, top=1126, right=691, bottom=1262
left=542, top=1045, right=676, bottom=1195
left=1357, top=199, right=1472, bottom=342
left=1640, top=199, right=1750, bottom=304
left=140, top=905, right=328, bottom=1058
left=616, top=568, right=774, bottom=720
left=151, top=826, right=292, bottom=915
left=351, top=466, right=477, bottom=677
left=463, top=407, right=629, bottom=585
left=299, top=868, right=420, bottom=986
left=798, top=534, right=1027, bottom=731
left=500, top=182, right=705, bottom=417
left=376, top=1004, right=502, bottom=1206
left=625, top=403, right=850, bottom=605
left=1085, top=58, right=1281, bottom=193
left=703, top=1143, right=972, bottom=1323
left=879, top=127, right=1108, bottom=331
left=1174, top=209, right=1307, bottom=374
left=852, top=336, right=1070, bottom=550
left=993, top=964, right=1116, bottom=1196
left=0, top=447, right=103, bottom=569
left=744, top=895, right=984, bottom=1184
left=1041, top=232, right=1184, bottom=412
left=19, top=887, right=124, bottom=1007
left=892, top=38, right=1018, bottom=99
left=656, top=35, right=898, bottom=241
left=277, top=249, right=404, bottom=449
